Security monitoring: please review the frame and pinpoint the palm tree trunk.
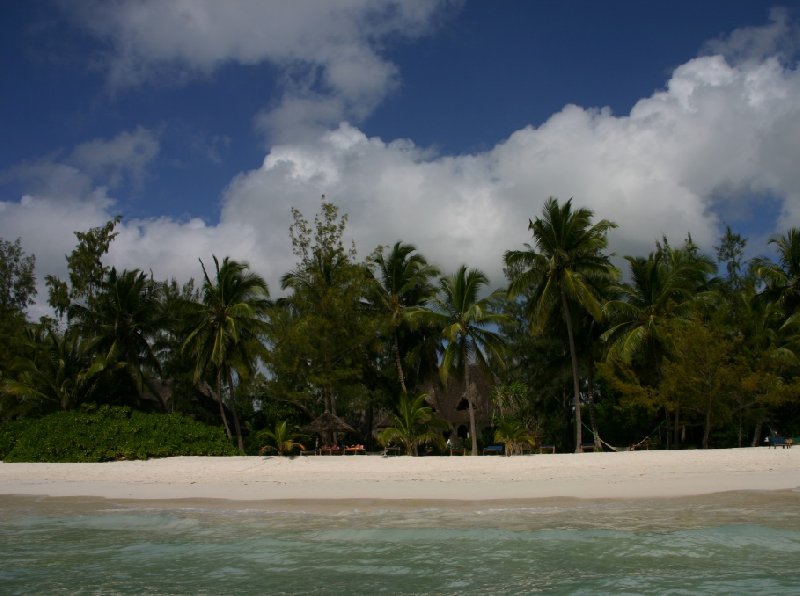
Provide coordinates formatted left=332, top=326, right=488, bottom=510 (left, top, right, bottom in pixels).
left=227, top=370, right=245, bottom=453
left=561, top=290, right=583, bottom=453
left=464, top=347, right=478, bottom=456
left=586, top=360, right=602, bottom=451
left=673, top=406, right=681, bottom=448
left=751, top=420, right=763, bottom=447
left=216, top=369, right=232, bottom=440
left=394, top=331, right=408, bottom=395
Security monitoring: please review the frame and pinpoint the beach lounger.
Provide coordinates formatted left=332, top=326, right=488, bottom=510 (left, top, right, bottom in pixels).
left=539, top=444, right=556, bottom=454
left=769, top=436, right=793, bottom=449
left=482, top=444, right=504, bottom=455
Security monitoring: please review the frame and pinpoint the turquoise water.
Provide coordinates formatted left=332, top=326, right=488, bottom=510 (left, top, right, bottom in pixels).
left=2, top=491, right=800, bottom=594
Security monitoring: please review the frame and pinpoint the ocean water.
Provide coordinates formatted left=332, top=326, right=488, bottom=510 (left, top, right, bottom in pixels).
left=2, top=491, right=800, bottom=595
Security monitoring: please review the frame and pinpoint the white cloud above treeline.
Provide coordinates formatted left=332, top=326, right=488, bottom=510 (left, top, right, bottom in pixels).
left=2, top=6, right=800, bottom=317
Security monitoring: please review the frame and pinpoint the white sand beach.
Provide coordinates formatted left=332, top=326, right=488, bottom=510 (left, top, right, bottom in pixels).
left=2, top=447, right=800, bottom=502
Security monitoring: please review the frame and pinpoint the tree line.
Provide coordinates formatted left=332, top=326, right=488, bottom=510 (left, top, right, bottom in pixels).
left=2, top=197, right=800, bottom=456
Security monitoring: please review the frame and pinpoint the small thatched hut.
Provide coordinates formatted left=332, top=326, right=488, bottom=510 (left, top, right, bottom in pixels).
left=421, top=365, right=495, bottom=442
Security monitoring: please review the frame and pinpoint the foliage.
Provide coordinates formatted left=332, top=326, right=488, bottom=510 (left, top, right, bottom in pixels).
left=755, top=228, right=800, bottom=315
left=6, top=201, right=800, bottom=454
left=0, top=238, right=37, bottom=384
left=419, top=265, right=509, bottom=455
left=366, top=241, right=440, bottom=395
left=71, top=268, right=168, bottom=410
left=378, top=392, right=446, bottom=456
left=184, top=255, right=270, bottom=452
left=493, top=416, right=537, bottom=455
left=256, top=420, right=307, bottom=455
left=0, top=405, right=236, bottom=462
left=274, top=200, right=378, bottom=417
left=505, top=197, right=617, bottom=452
left=1, top=327, right=92, bottom=416
left=0, top=237, right=36, bottom=315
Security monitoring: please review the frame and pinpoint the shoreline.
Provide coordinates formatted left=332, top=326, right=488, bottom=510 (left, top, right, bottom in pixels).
left=2, top=448, right=799, bottom=503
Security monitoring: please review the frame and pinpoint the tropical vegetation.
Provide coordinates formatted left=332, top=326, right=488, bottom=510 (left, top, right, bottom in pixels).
left=3, top=196, right=800, bottom=460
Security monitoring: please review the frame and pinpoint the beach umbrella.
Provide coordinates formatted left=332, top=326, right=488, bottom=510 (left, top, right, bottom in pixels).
left=303, top=412, right=357, bottom=435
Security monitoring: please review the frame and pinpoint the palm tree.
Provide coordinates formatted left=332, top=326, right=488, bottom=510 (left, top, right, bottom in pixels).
left=367, top=241, right=439, bottom=394
left=504, top=197, right=616, bottom=452
left=70, top=268, right=169, bottom=411
left=602, top=243, right=716, bottom=447
left=755, top=228, right=800, bottom=316
left=2, top=327, right=91, bottom=415
left=603, top=246, right=715, bottom=368
left=257, top=420, right=307, bottom=456
left=493, top=416, right=537, bottom=456
left=378, top=392, right=446, bottom=455
left=422, top=266, right=509, bottom=455
left=184, top=256, right=270, bottom=452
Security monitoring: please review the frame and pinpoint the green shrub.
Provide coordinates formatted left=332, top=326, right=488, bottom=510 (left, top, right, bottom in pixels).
left=0, top=406, right=237, bottom=462
left=0, top=418, right=33, bottom=460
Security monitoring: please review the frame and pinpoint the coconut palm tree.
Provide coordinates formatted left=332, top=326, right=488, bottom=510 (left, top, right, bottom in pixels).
left=184, top=256, right=270, bottom=452
left=603, top=244, right=716, bottom=373
left=755, top=228, right=800, bottom=316
left=70, top=268, right=169, bottom=411
left=602, top=243, right=716, bottom=447
left=378, top=392, right=446, bottom=456
left=421, top=265, right=509, bottom=455
left=367, top=241, right=439, bottom=394
left=504, top=197, right=617, bottom=452
left=1, top=327, right=91, bottom=415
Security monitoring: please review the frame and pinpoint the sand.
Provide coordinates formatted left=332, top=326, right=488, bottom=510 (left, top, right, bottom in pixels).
left=2, top=447, right=799, bottom=502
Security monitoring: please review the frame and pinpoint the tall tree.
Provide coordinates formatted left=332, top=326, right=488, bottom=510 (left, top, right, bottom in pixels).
left=277, top=200, right=375, bottom=417
left=602, top=241, right=716, bottom=446
left=0, top=237, right=37, bottom=385
left=70, top=268, right=168, bottom=411
left=184, top=256, right=270, bottom=452
left=659, top=320, right=740, bottom=448
left=366, top=241, right=439, bottom=395
left=504, top=197, right=616, bottom=452
left=0, top=237, right=36, bottom=316
left=46, top=216, right=121, bottom=319
left=716, top=225, right=747, bottom=293
left=423, top=265, right=509, bottom=455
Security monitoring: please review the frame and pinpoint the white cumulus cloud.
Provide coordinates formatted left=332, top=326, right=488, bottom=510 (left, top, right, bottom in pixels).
left=4, top=11, right=800, bottom=318
left=62, top=0, right=455, bottom=141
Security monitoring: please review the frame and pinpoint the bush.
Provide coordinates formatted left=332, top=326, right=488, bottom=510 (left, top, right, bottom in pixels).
left=0, top=406, right=237, bottom=462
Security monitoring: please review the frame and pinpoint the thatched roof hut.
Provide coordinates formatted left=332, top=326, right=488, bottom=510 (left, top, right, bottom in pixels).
left=303, top=412, right=357, bottom=435
left=421, top=365, right=495, bottom=438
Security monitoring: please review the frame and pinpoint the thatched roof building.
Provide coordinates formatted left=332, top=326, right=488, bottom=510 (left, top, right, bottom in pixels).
left=421, top=364, right=495, bottom=441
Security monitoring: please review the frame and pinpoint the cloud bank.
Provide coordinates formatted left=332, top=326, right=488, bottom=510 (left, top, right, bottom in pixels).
left=2, top=7, right=800, bottom=317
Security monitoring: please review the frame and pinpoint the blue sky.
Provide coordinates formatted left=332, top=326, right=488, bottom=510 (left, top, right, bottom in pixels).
left=2, top=1, right=800, bottom=314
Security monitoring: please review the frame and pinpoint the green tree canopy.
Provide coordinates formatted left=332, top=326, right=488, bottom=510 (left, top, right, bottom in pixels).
left=505, top=197, right=617, bottom=452
left=184, top=256, right=270, bottom=452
